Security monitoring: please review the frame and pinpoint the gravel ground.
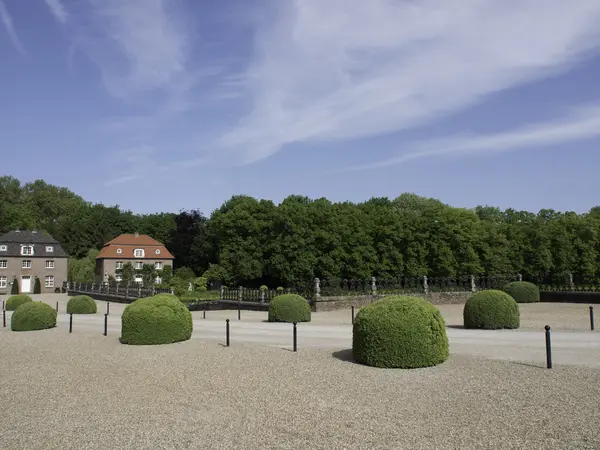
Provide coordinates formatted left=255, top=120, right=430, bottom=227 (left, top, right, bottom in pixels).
left=1, top=328, right=599, bottom=450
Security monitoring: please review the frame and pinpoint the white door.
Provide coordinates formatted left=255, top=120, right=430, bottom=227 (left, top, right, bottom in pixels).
left=21, top=276, right=31, bottom=293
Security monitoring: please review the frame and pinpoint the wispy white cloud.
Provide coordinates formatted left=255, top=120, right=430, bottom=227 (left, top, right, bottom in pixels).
left=0, top=0, right=25, bottom=55
left=219, top=0, right=600, bottom=164
left=334, top=103, right=600, bottom=172
left=43, top=0, right=68, bottom=24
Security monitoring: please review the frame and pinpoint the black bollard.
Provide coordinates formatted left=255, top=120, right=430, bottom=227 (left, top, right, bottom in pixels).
left=590, top=306, right=595, bottom=331
left=56, top=301, right=59, bottom=312
left=293, top=322, right=297, bottom=352
left=351, top=306, right=355, bottom=325
left=226, top=319, right=230, bottom=347
left=103, top=313, right=108, bottom=336
left=106, top=302, right=110, bottom=316
left=203, top=310, right=206, bottom=320
left=69, top=313, right=73, bottom=334
left=2, top=309, right=5, bottom=328
left=238, top=307, right=241, bottom=321
left=545, top=325, right=552, bottom=369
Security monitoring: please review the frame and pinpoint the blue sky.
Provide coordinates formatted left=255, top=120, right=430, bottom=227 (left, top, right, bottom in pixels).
left=1, top=0, right=600, bottom=216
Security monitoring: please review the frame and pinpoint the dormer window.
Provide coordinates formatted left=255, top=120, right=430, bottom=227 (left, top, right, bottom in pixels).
left=21, top=245, right=34, bottom=256
left=134, top=249, right=145, bottom=258
left=0, top=245, right=6, bottom=251
left=46, top=246, right=54, bottom=252
left=155, top=249, right=161, bottom=255
left=116, top=248, right=122, bottom=254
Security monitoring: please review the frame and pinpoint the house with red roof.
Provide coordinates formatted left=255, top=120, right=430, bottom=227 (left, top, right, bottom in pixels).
left=95, top=232, right=174, bottom=284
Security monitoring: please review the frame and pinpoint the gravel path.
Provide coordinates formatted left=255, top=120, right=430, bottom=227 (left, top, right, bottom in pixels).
left=1, top=294, right=600, bottom=449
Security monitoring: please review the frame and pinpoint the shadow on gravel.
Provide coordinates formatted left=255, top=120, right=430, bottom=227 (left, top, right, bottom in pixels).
left=332, top=349, right=355, bottom=363
left=510, top=360, right=546, bottom=369
left=446, top=325, right=465, bottom=329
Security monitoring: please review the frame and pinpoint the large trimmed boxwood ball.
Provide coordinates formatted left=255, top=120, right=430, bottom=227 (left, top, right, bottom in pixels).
left=11, top=302, right=57, bottom=331
left=268, top=294, right=311, bottom=323
left=502, top=281, right=540, bottom=304
left=5, top=294, right=33, bottom=311
left=66, top=295, right=97, bottom=314
left=352, top=296, right=449, bottom=369
left=121, top=295, right=193, bottom=345
left=464, top=290, right=520, bottom=330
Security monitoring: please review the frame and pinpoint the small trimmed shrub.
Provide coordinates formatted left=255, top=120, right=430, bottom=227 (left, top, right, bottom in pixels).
left=66, top=295, right=97, bottom=314
left=5, top=294, right=33, bottom=311
left=268, top=294, right=311, bottom=323
left=11, top=302, right=57, bottom=331
left=121, top=294, right=193, bottom=345
left=259, top=285, right=268, bottom=291
left=10, top=278, right=19, bottom=295
left=34, top=277, right=41, bottom=294
left=502, top=281, right=540, bottom=303
left=464, top=290, right=520, bottom=330
left=352, top=296, right=448, bottom=369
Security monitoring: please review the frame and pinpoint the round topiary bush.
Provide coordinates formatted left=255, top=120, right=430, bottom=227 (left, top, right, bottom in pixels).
left=5, top=294, right=33, bottom=311
left=352, top=296, right=449, bottom=369
left=66, top=295, right=97, bottom=314
left=121, top=295, right=193, bottom=345
left=502, top=281, right=540, bottom=303
left=11, top=302, right=57, bottom=331
left=463, top=290, right=520, bottom=330
left=268, top=294, right=311, bottom=323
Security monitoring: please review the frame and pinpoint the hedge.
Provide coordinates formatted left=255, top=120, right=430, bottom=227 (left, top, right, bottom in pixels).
left=5, top=294, right=33, bottom=311
left=502, top=281, right=540, bottom=303
left=268, top=294, right=311, bottom=323
left=463, top=290, right=520, bottom=330
left=352, top=296, right=449, bottom=369
left=11, top=302, right=57, bottom=331
left=67, top=295, right=97, bottom=314
left=121, top=295, right=193, bottom=345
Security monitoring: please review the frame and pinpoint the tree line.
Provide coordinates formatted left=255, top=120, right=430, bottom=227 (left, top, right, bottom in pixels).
left=2, top=176, right=600, bottom=288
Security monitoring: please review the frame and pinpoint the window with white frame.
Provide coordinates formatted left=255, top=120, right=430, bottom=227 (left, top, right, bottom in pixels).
left=0, top=245, right=7, bottom=251
left=115, top=261, right=123, bottom=269
left=22, top=260, right=32, bottom=269
left=154, top=262, right=163, bottom=270
left=135, top=261, right=143, bottom=270
left=116, top=248, right=122, bottom=254
left=155, top=276, right=162, bottom=284
left=46, top=246, right=54, bottom=252
left=134, top=248, right=145, bottom=258
left=45, top=275, right=55, bottom=288
left=155, top=249, right=161, bottom=255
left=0, top=276, right=6, bottom=288
left=45, top=260, right=55, bottom=269
left=134, top=275, right=143, bottom=284
left=21, top=245, right=34, bottom=256
left=0, top=260, right=6, bottom=269
left=115, top=274, right=122, bottom=282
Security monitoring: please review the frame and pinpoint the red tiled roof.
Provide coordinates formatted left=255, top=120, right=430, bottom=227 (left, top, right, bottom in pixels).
left=96, top=234, right=174, bottom=260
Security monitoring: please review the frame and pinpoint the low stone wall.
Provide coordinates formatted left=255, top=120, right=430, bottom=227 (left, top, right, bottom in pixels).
left=541, top=291, right=600, bottom=304
left=312, top=291, right=471, bottom=312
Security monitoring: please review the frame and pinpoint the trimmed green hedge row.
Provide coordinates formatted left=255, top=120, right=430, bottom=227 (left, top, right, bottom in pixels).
left=502, top=281, right=540, bottom=303
left=463, top=290, right=520, bottom=330
left=5, top=294, right=33, bottom=311
left=268, top=294, right=311, bottom=323
left=352, top=296, right=449, bottom=369
left=11, top=302, right=57, bottom=331
left=67, top=295, right=97, bottom=314
left=121, top=294, right=193, bottom=345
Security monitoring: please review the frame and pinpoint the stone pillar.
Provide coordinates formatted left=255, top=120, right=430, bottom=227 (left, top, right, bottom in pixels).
left=569, top=272, right=574, bottom=291
left=470, top=275, right=476, bottom=293
left=423, top=276, right=429, bottom=294
left=371, top=276, right=377, bottom=296
left=314, top=278, right=321, bottom=299
left=238, top=286, right=244, bottom=302
left=170, top=288, right=175, bottom=295
left=260, top=290, right=266, bottom=303
left=517, top=273, right=523, bottom=282
left=220, top=285, right=224, bottom=300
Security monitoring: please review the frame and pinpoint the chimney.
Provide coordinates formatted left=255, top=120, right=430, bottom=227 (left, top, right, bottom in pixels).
left=134, top=232, right=139, bottom=238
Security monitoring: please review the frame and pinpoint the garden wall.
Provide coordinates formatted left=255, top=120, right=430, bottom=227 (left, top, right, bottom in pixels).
left=312, top=291, right=471, bottom=312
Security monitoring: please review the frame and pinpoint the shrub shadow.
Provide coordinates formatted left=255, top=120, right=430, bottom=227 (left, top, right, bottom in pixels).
left=332, top=349, right=356, bottom=363
left=446, top=324, right=465, bottom=329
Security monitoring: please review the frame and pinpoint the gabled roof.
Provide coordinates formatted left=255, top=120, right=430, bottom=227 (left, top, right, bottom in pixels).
left=96, top=233, right=174, bottom=260
left=0, top=230, right=68, bottom=258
